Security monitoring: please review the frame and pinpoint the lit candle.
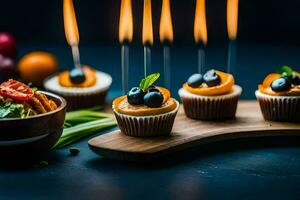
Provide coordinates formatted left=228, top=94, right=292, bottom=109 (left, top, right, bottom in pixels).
left=227, top=0, right=239, bottom=74
left=63, top=0, right=85, bottom=83
left=159, top=0, right=174, bottom=88
left=119, top=0, right=133, bottom=94
left=142, top=0, right=154, bottom=77
left=194, top=0, right=208, bottom=74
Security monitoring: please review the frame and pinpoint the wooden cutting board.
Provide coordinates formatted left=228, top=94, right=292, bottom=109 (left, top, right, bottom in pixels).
left=88, top=101, right=300, bottom=161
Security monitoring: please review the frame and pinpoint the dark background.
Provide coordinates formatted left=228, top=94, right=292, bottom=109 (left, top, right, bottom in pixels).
left=1, top=0, right=300, bottom=45
left=1, top=0, right=300, bottom=99
left=1, top=2, right=300, bottom=199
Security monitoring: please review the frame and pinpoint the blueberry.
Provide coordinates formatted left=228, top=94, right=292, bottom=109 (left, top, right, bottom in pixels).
left=187, top=74, right=204, bottom=88
left=271, top=77, right=291, bottom=92
left=203, top=69, right=221, bottom=87
left=143, top=91, right=164, bottom=108
left=291, top=73, right=300, bottom=85
left=147, top=85, right=160, bottom=93
left=69, top=68, right=86, bottom=84
left=127, top=87, right=145, bottom=105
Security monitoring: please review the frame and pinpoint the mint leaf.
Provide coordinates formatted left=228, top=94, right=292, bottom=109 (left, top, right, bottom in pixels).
left=139, top=78, right=146, bottom=90
left=277, top=65, right=294, bottom=77
left=139, top=73, right=160, bottom=91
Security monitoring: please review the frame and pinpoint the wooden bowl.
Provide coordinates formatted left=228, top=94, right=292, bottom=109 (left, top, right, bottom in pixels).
left=0, top=91, right=66, bottom=162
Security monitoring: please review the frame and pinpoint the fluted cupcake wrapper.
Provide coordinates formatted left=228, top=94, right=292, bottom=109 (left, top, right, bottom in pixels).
left=255, top=91, right=300, bottom=122
left=113, top=102, right=179, bottom=137
left=44, top=71, right=112, bottom=110
left=178, top=85, right=242, bottom=121
left=55, top=90, right=108, bottom=111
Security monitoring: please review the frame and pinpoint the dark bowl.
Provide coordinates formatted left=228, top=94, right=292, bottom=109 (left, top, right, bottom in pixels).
left=0, top=91, right=66, bottom=162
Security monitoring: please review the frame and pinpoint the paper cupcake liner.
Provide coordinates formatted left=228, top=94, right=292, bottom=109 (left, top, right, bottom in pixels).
left=178, top=85, right=242, bottom=121
left=113, top=101, right=179, bottom=137
left=57, top=90, right=108, bottom=111
left=255, top=91, right=300, bottom=122
left=44, top=71, right=112, bottom=110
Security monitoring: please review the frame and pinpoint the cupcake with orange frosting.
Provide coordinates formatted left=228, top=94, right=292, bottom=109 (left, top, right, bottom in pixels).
left=44, top=66, right=112, bottom=110
left=255, top=66, right=300, bottom=122
left=113, top=73, right=179, bottom=137
left=178, top=69, right=242, bottom=120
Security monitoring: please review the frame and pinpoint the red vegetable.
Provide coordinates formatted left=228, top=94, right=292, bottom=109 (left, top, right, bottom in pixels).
left=0, top=79, right=33, bottom=101
left=0, top=32, right=17, bottom=58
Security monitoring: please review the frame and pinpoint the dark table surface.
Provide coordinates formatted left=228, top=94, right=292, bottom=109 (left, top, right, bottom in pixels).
left=1, top=43, right=300, bottom=200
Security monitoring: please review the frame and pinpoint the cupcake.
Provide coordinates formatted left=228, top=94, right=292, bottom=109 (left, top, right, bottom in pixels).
left=44, top=66, right=112, bottom=110
left=178, top=69, right=242, bottom=120
left=255, top=66, right=300, bottom=122
left=112, top=73, right=179, bottom=137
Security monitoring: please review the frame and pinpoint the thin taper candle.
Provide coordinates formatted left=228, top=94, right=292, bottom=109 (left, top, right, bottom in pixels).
left=121, top=45, right=129, bottom=94
left=63, top=0, right=83, bottom=71
left=119, top=0, right=133, bottom=94
left=142, top=0, right=153, bottom=77
left=71, top=45, right=81, bottom=70
left=163, top=46, right=171, bottom=88
left=227, top=39, right=236, bottom=75
left=159, top=0, right=173, bottom=87
left=226, top=0, right=238, bottom=74
left=144, top=45, right=151, bottom=77
left=194, top=0, right=207, bottom=74
left=198, top=47, right=205, bottom=74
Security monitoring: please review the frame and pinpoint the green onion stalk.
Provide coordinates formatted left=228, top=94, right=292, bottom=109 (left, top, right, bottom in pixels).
left=53, top=107, right=117, bottom=149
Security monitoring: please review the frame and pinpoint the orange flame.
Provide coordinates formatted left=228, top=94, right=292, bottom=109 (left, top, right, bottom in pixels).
left=194, top=0, right=207, bottom=45
left=159, top=0, right=173, bottom=43
left=227, top=0, right=239, bottom=40
left=63, top=0, right=79, bottom=46
left=142, top=0, right=153, bottom=46
left=119, top=0, right=133, bottom=43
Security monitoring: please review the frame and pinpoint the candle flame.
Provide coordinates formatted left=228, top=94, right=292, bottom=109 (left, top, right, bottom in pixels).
left=227, top=0, right=239, bottom=40
left=119, top=0, right=133, bottom=43
left=142, top=0, right=154, bottom=46
left=194, top=0, right=207, bottom=45
left=159, top=0, right=173, bottom=43
left=63, top=0, right=80, bottom=46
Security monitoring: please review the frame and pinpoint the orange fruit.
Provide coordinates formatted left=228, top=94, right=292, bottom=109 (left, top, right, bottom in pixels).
left=156, top=86, right=171, bottom=103
left=18, top=51, right=58, bottom=86
left=183, top=70, right=235, bottom=96
left=58, top=66, right=97, bottom=88
left=262, top=73, right=281, bottom=88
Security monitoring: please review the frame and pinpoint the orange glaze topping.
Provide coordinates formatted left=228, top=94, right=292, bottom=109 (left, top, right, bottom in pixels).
left=113, top=87, right=177, bottom=116
left=258, top=73, right=300, bottom=96
left=183, top=70, right=235, bottom=96
left=58, top=66, right=97, bottom=88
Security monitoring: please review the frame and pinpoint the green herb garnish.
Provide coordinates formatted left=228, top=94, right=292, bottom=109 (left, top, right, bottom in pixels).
left=0, top=102, right=25, bottom=119
left=277, top=66, right=294, bottom=77
left=139, top=73, right=160, bottom=91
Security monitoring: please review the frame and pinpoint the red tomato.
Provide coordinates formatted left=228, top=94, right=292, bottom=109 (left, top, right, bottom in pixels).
left=0, top=79, right=33, bottom=101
